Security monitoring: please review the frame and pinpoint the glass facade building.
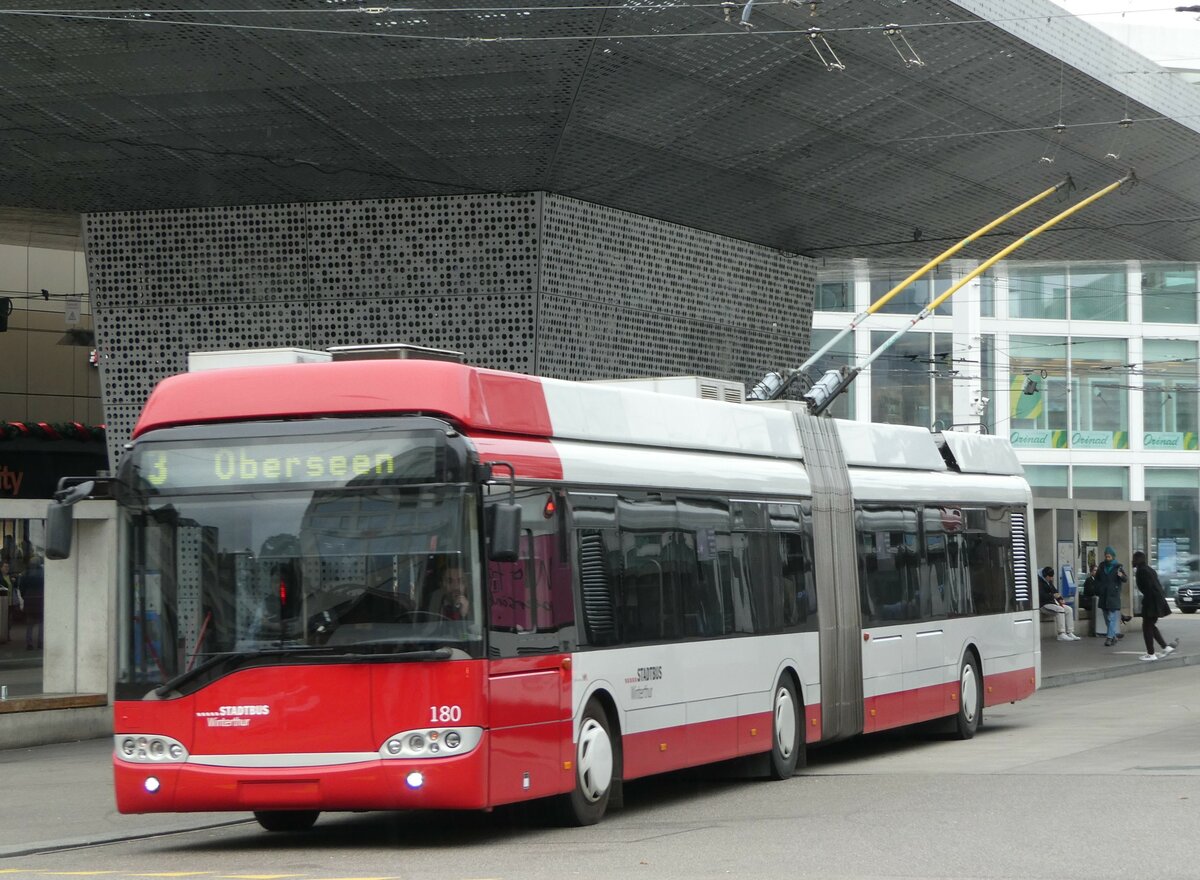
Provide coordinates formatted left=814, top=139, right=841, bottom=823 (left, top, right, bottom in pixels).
left=812, top=260, right=1200, bottom=595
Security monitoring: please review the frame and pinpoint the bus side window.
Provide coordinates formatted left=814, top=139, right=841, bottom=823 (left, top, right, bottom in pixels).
left=858, top=506, right=920, bottom=623
left=963, top=507, right=1013, bottom=615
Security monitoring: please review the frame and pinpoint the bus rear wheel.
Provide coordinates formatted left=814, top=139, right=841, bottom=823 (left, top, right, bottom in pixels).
left=768, top=676, right=802, bottom=779
left=954, top=654, right=982, bottom=740
left=561, top=699, right=617, bottom=826
left=253, top=810, right=319, bottom=832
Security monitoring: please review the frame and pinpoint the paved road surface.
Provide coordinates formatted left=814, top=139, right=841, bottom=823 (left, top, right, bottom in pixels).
left=1, top=662, right=1197, bottom=880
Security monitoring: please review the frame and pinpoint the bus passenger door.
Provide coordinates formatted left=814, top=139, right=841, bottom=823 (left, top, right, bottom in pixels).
left=485, top=491, right=575, bottom=806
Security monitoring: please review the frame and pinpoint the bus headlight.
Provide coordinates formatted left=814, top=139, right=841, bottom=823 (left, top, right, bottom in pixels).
left=115, top=734, right=189, bottom=764
left=379, top=727, right=483, bottom=759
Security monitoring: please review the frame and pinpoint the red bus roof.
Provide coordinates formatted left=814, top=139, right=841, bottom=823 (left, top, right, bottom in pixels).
left=133, top=359, right=554, bottom=439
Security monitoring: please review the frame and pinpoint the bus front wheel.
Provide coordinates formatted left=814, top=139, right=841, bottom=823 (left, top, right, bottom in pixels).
left=253, top=810, right=319, bottom=832
left=954, top=654, right=982, bottom=740
left=562, top=699, right=617, bottom=826
left=768, top=676, right=802, bottom=779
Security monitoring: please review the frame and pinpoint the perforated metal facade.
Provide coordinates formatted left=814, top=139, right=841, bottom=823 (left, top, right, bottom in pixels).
left=84, top=192, right=814, bottom=463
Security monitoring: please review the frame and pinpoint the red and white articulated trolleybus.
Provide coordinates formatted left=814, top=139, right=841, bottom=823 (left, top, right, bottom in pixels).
left=51, top=347, right=1038, bottom=831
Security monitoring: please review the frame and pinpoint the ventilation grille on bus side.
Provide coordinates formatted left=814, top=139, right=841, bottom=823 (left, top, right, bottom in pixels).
left=1011, top=510, right=1031, bottom=606
left=579, top=532, right=617, bottom=642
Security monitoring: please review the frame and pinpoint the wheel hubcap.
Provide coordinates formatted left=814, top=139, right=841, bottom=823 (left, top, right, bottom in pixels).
left=774, top=687, right=796, bottom=759
left=577, top=717, right=613, bottom=802
left=961, top=666, right=978, bottom=723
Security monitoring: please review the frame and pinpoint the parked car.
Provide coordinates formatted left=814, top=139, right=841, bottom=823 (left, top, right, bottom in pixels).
left=1177, top=582, right=1200, bottom=614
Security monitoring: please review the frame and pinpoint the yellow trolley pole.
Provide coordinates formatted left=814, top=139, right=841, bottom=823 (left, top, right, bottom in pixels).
left=806, top=173, right=1135, bottom=416
left=749, top=176, right=1073, bottom=401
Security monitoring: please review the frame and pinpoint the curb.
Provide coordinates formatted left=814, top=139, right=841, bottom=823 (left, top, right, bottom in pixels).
left=1041, top=651, right=1198, bottom=689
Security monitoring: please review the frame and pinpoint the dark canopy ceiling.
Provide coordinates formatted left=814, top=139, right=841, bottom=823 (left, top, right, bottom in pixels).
left=2, top=0, right=1199, bottom=262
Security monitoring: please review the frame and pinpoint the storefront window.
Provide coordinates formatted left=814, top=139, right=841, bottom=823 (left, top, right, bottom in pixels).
left=1072, top=466, right=1128, bottom=501
left=980, top=334, right=996, bottom=434
left=1143, top=339, right=1199, bottom=449
left=1071, top=337, right=1128, bottom=449
left=1008, top=334, right=1068, bottom=448
left=933, top=332, right=954, bottom=430
left=815, top=268, right=854, bottom=312
left=1008, top=267, right=1066, bottom=320
left=1145, top=468, right=1200, bottom=595
left=871, top=330, right=933, bottom=427
left=1142, top=264, right=1197, bottom=324
left=1069, top=265, right=1127, bottom=322
left=979, top=273, right=996, bottom=319
left=869, top=269, right=954, bottom=316
left=1024, top=464, right=1068, bottom=498
left=1, top=518, right=46, bottom=697
left=808, top=328, right=855, bottom=420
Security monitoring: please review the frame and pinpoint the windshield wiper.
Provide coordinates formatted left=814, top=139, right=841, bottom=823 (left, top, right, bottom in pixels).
left=332, top=645, right=454, bottom=662
left=153, top=646, right=454, bottom=697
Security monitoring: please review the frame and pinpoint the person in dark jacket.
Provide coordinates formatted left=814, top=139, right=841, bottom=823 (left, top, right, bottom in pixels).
left=1094, top=546, right=1127, bottom=646
left=1131, top=550, right=1179, bottom=661
left=20, top=556, right=44, bottom=650
left=1038, top=566, right=1079, bottom=640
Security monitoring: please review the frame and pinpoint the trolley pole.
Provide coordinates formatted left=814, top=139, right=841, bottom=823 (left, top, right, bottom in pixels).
left=748, top=177, right=1073, bottom=402
left=805, top=173, right=1136, bottom=417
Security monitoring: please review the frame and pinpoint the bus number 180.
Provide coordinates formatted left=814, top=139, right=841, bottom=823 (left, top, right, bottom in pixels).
left=430, top=705, right=462, bottom=723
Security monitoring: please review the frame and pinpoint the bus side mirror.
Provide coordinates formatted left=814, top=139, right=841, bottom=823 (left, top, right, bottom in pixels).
left=45, top=479, right=96, bottom=561
left=486, top=502, right=522, bottom=562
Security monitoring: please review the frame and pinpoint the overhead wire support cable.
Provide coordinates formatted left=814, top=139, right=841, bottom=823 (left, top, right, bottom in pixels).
left=804, top=172, right=1137, bottom=417
left=747, top=176, right=1073, bottom=402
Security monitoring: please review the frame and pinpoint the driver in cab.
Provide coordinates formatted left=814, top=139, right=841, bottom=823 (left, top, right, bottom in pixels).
left=440, top=564, right=470, bottom=621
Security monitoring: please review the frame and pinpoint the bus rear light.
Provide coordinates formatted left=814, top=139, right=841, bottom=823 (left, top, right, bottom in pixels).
left=379, top=727, right=483, bottom=760
left=115, top=734, right=189, bottom=764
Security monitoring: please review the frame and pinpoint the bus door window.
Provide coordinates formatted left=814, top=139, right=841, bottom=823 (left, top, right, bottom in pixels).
left=618, top=494, right=681, bottom=643
left=486, top=486, right=576, bottom=657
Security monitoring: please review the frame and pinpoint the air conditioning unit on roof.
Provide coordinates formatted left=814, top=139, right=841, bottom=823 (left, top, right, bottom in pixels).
left=588, top=376, right=745, bottom=404
left=187, top=347, right=330, bottom=371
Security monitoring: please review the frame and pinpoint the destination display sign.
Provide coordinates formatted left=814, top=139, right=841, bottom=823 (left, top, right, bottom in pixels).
left=132, top=436, right=439, bottom=493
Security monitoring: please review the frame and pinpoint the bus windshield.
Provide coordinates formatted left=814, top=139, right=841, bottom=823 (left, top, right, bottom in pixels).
left=116, top=426, right=483, bottom=699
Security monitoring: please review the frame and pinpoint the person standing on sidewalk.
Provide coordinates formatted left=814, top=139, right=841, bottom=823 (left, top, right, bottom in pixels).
left=1095, top=546, right=1127, bottom=647
left=1038, top=566, right=1080, bottom=640
left=1131, top=550, right=1179, bottom=662
left=0, top=559, right=11, bottom=643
